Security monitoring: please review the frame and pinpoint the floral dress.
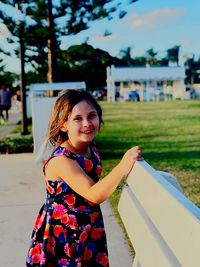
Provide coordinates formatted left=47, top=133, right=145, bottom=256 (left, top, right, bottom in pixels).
left=26, top=144, right=109, bottom=267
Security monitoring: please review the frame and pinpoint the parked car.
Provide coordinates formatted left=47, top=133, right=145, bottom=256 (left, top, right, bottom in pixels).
left=129, top=90, right=140, bottom=101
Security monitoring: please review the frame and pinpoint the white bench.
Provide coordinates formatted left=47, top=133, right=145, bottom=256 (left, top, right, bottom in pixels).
left=118, top=160, right=200, bottom=267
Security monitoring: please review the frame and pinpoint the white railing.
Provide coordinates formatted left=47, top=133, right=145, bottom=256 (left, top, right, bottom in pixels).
left=118, top=160, right=200, bottom=267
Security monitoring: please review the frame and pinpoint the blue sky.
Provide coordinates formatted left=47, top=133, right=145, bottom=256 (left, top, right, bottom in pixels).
left=61, top=0, right=200, bottom=61
left=0, top=0, right=200, bottom=73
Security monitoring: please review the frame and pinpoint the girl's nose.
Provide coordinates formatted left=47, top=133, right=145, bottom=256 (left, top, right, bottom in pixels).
left=83, top=118, right=91, bottom=126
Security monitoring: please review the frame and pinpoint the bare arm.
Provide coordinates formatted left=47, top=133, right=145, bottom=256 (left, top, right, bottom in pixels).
left=46, top=146, right=142, bottom=204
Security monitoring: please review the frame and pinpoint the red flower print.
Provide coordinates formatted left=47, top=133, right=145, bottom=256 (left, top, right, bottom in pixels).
left=34, top=214, right=41, bottom=231
left=64, top=243, right=76, bottom=258
left=29, top=243, right=46, bottom=264
left=83, top=248, right=92, bottom=261
left=96, top=252, right=109, bottom=266
left=30, top=246, right=40, bottom=256
left=32, top=254, right=41, bottom=264
left=66, top=215, right=78, bottom=230
left=40, top=251, right=46, bottom=265
left=61, top=214, right=68, bottom=224
left=52, top=210, right=62, bottom=219
left=85, top=159, right=93, bottom=172
left=52, top=204, right=65, bottom=219
left=90, top=212, right=99, bottom=224
left=36, top=243, right=42, bottom=250
left=53, top=225, right=63, bottom=237
left=80, top=231, right=88, bottom=242
left=83, top=224, right=92, bottom=233
left=95, top=165, right=102, bottom=176
left=44, top=224, right=50, bottom=239
left=91, top=227, right=104, bottom=240
left=55, top=204, right=65, bottom=212
left=64, top=194, right=76, bottom=206
left=34, top=210, right=46, bottom=231
left=56, top=186, right=62, bottom=194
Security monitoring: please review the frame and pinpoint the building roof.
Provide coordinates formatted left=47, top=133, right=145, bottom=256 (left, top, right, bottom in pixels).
left=109, top=66, right=185, bottom=81
left=29, top=82, right=86, bottom=91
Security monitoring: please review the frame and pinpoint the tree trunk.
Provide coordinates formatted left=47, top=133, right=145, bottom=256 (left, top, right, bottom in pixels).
left=47, top=0, right=57, bottom=83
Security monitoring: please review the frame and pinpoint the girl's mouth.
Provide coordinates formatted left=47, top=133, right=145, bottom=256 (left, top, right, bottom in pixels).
left=80, top=129, right=94, bottom=134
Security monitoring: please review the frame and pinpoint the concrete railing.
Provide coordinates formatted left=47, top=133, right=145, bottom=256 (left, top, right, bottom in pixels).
left=118, top=160, right=200, bottom=267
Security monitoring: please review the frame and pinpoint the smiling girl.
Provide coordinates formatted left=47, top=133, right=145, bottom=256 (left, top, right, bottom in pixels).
left=26, top=89, right=142, bottom=267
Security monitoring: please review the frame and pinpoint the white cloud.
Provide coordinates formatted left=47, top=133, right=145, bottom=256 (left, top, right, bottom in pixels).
left=92, top=34, right=115, bottom=42
left=123, top=8, right=185, bottom=30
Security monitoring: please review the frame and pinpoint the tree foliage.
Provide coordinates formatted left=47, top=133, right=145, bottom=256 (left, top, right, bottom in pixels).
left=145, top=48, right=158, bottom=66
left=56, top=42, right=125, bottom=90
left=0, top=0, right=139, bottom=81
left=0, top=70, right=19, bottom=90
left=119, top=46, right=134, bottom=66
left=166, top=45, right=180, bottom=66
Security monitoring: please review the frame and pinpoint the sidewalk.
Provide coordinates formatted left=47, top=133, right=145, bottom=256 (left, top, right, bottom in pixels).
left=0, top=153, right=133, bottom=267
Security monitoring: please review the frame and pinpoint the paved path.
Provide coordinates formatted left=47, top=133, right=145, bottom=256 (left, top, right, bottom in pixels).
left=0, top=153, right=133, bottom=267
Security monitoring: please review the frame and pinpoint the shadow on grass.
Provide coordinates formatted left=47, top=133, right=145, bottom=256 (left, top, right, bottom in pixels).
left=96, top=138, right=200, bottom=163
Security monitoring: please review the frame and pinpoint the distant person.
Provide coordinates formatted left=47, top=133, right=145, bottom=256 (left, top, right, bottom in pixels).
left=0, top=87, right=5, bottom=124
left=26, top=89, right=143, bottom=266
left=15, top=90, right=22, bottom=112
left=0, top=86, right=12, bottom=120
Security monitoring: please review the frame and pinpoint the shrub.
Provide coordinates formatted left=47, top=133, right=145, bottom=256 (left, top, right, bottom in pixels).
left=0, top=135, right=33, bottom=154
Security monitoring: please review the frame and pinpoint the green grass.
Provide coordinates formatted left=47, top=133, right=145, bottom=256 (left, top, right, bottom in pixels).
left=95, top=100, right=200, bottom=212
left=95, top=99, right=200, bottom=255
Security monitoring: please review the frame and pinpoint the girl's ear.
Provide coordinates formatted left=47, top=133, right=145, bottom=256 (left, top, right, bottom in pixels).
left=60, top=122, right=68, bottom=132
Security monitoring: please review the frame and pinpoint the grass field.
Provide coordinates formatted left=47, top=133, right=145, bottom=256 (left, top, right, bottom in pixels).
left=95, top=100, right=200, bottom=213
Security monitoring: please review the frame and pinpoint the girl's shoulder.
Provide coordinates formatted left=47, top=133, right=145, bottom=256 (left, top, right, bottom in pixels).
left=43, top=146, right=76, bottom=175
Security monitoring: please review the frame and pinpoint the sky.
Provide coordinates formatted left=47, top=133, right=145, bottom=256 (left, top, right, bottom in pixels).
left=61, top=0, right=200, bottom=61
left=0, top=0, right=200, bottom=73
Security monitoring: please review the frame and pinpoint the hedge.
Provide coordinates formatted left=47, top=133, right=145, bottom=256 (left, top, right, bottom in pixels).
left=0, top=135, right=33, bottom=154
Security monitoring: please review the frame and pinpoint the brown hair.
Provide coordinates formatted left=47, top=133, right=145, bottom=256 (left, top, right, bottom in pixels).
left=47, top=89, right=103, bottom=146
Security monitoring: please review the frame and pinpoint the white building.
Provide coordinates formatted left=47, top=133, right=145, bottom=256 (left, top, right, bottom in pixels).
left=106, top=66, right=186, bottom=102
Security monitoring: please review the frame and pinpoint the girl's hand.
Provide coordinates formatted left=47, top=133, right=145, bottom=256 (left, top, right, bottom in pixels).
left=119, top=146, right=143, bottom=177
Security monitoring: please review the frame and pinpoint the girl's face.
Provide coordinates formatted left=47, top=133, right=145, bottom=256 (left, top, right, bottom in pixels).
left=61, top=100, right=100, bottom=146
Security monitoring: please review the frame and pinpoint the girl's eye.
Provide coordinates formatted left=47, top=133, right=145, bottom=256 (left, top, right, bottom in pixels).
left=74, top=117, right=82, bottom=121
left=88, top=113, right=97, bottom=119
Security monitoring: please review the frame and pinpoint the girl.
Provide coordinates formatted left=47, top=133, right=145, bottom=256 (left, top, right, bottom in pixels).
left=26, top=89, right=142, bottom=267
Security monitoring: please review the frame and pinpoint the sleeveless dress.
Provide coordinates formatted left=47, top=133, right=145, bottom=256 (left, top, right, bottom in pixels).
left=26, top=144, right=109, bottom=267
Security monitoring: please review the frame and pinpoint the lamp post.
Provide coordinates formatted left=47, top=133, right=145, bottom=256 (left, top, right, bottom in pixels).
left=14, top=0, right=29, bottom=135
